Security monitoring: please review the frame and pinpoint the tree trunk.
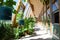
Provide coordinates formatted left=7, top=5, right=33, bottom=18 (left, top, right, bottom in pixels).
left=49, top=0, right=53, bottom=34
left=12, top=0, right=21, bottom=27
left=46, top=1, right=48, bottom=31
left=46, top=3, right=47, bottom=24
left=43, top=2, right=44, bottom=23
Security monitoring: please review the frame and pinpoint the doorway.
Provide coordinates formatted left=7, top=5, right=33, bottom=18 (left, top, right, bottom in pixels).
left=54, top=12, right=59, bottom=23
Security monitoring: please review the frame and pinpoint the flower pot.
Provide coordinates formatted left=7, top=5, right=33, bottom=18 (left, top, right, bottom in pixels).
left=0, top=6, right=12, bottom=20
left=18, top=19, right=24, bottom=25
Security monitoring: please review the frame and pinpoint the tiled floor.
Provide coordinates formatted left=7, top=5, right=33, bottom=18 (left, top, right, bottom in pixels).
left=19, top=22, right=52, bottom=40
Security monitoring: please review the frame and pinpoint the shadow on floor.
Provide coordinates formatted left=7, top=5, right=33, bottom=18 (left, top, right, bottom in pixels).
left=30, top=38, right=52, bottom=40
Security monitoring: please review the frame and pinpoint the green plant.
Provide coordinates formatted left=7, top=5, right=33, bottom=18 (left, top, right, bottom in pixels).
left=15, top=17, right=35, bottom=37
left=0, top=21, right=20, bottom=39
left=0, top=0, right=16, bottom=9
left=16, top=11, right=24, bottom=22
left=23, top=17, right=35, bottom=35
left=47, top=16, right=50, bottom=27
left=0, top=21, right=14, bottom=40
left=13, top=27, right=20, bottom=39
left=0, top=17, right=36, bottom=39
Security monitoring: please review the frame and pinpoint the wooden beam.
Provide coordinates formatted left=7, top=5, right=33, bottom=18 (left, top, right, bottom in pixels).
left=16, top=0, right=21, bottom=12
left=12, top=0, right=21, bottom=26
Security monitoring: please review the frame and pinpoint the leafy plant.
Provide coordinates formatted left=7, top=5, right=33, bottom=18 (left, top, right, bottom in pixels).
left=23, top=17, right=35, bottom=35
left=13, top=27, right=20, bottom=39
left=0, top=0, right=16, bottom=9
left=0, top=21, right=14, bottom=40
left=16, top=11, right=24, bottom=22
left=4, top=0, right=16, bottom=9
left=0, top=21, right=20, bottom=39
left=15, top=17, right=36, bottom=37
left=0, top=17, right=36, bottom=39
left=47, top=16, right=50, bottom=27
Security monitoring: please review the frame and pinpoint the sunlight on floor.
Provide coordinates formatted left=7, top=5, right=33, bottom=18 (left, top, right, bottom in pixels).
left=19, top=22, right=52, bottom=40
